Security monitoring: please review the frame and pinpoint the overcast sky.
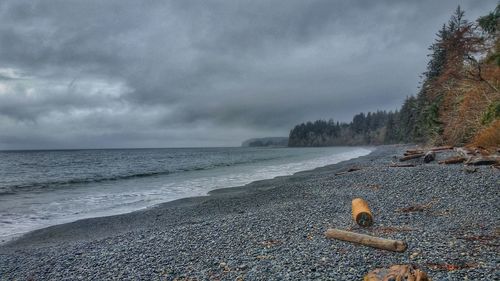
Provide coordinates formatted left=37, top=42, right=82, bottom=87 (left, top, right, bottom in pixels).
left=0, top=0, right=496, bottom=149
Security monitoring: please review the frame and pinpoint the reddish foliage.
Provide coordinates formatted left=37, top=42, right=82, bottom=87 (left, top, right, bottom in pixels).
left=472, top=120, right=500, bottom=149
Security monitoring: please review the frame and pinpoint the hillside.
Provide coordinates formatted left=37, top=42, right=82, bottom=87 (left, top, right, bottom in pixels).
left=289, top=5, right=500, bottom=149
left=241, top=137, right=289, bottom=147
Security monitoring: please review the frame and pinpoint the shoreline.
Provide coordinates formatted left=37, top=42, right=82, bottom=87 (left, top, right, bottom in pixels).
left=1, top=144, right=498, bottom=280
left=0, top=146, right=373, bottom=247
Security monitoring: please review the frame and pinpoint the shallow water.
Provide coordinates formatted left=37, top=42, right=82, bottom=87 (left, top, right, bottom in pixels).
left=0, top=146, right=371, bottom=241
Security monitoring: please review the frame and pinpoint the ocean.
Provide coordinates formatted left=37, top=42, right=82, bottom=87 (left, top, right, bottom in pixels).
left=0, top=146, right=371, bottom=242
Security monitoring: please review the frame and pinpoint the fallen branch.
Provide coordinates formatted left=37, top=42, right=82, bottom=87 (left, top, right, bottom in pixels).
left=398, top=200, right=437, bottom=213
left=404, top=149, right=424, bottom=156
left=335, top=167, right=361, bottom=176
left=406, top=147, right=423, bottom=152
left=324, top=228, right=407, bottom=252
left=399, top=153, right=424, bottom=162
left=438, top=156, right=466, bottom=164
left=389, top=163, right=416, bottom=167
left=457, top=234, right=497, bottom=242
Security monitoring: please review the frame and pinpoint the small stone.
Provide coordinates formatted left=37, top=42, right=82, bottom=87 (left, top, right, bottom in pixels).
left=238, top=264, right=248, bottom=270
left=410, top=252, right=420, bottom=259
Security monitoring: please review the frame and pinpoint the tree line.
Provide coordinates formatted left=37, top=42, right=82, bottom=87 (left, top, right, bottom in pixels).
left=289, top=5, right=499, bottom=148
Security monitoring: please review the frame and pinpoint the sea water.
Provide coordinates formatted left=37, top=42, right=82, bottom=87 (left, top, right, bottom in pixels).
left=0, top=146, right=371, bottom=242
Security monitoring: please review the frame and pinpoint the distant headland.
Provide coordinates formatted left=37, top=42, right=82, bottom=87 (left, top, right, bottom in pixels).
left=241, top=137, right=288, bottom=147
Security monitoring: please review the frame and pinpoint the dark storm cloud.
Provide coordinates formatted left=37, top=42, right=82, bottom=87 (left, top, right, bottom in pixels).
left=0, top=0, right=496, bottom=149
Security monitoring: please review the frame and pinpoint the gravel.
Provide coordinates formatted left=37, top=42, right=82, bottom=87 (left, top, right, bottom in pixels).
left=0, top=145, right=498, bottom=280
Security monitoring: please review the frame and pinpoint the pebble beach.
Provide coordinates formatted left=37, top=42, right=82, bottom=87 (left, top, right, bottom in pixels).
left=1, top=145, right=498, bottom=280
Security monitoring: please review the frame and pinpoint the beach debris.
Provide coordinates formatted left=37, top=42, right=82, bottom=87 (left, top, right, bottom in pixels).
left=463, top=166, right=478, bottom=173
left=364, top=264, right=431, bottom=281
left=219, top=262, right=231, bottom=273
left=409, top=251, right=421, bottom=260
left=423, top=151, right=436, bottom=163
left=335, top=167, right=362, bottom=176
left=465, top=155, right=499, bottom=166
left=399, top=153, right=425, bottom=162
left=389, top=162, right=416, bottom=167
left=352, top=198, right=373, bottom=227
left=404, top=145, right=453, bottom=154
left=398, top=200, right=437, bottom=213
left=426, top=262, right=477, bottom=271
left=455, top=147, right=476, bottom=157
left=455, top=146, right=500, bottom=166
left=404, top=148, right=424, bottom=156
left=324, top=228, right=407, bottom=252
left=259, top=239, right=281, bottom=248
left=430, top=145, right=454, bottom=151
left=438, top=156, right=466, bottom=164
left=458, top=234, right=497, bottom=242
left=256, top=255, right=273, bottom=260
left=404, top=146, right=453, bottom=156
left=455, top=228, right=499, bottom=246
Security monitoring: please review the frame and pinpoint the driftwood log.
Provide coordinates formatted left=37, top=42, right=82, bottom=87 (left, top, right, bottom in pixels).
left=455, top=147, right=475, bottom=156
left=325, top=228, right=407, bottom=252
left=423, top=151, right=435, bottom=163
left=466, top=156, right=499, bottom=166
left=390, top=163, right=416, bottom=167
left=352, top=198, right=373, bottom=227
left=364, top=264, right=430, bottom=281
left=399, top=153, right=424, bottom=162
left=404, top=149, right=424, bottom=156
left=404, top=152, right=421, bottom=156
left=439, top=156, right=466, bottom=165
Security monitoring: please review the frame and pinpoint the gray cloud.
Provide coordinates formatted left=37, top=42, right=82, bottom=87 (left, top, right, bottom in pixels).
left=0, top=0, right=496, bottom=149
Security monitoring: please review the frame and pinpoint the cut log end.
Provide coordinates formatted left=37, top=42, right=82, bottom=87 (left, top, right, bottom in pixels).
left=355, top=212, right=373, bottom=227
left=352, top=198, right=373, bottom=227
left=423, top=151, right=436, bottom=163
left=392, top=240, right=408, bottom=252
